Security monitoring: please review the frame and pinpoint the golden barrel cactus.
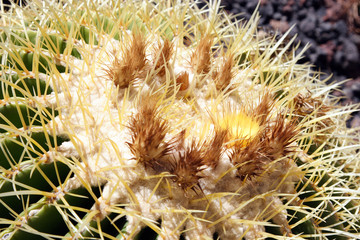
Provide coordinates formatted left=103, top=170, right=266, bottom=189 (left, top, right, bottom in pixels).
left=0, top=0, right=359, bottom=239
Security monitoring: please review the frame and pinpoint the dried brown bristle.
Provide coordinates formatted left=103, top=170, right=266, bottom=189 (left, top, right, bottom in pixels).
left=212, top=54, right=234, bottom=92
left=230, top=135, right=266, bottom=181
left=293, top=93, right=333, bottom=142
left=264, top=114, right=299, bottom=159
left=190, top=34, right=213, bottom=75
left=171, top=140, right=206, bottom=193
left=175, top=71, right=189, bottom=91
left=104, top=33, right=147, bottom=88
left=251, top=92, right=274, bottom=126
left=202, top=128, right=227, bottom=168
left=153, top=39, right=173, bottom=77
left=126, top=94, right=171, bottom=169
left=126, top=33, right=147, bottom=72
left=293, top=93, right=333, bottom=121
left=230, top=113, right=298, bottom=180
left=103, top=50, right=131, bottom=89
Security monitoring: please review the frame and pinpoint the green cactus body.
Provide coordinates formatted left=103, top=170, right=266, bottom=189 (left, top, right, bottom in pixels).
left=0, top=0, right=359, bottom=239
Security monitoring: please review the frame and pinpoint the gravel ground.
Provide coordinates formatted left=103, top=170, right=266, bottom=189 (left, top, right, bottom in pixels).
left=216, top=0, right=360, bottom=128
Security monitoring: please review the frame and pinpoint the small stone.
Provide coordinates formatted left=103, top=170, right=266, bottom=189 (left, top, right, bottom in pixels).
left=246, top=1, right=257, bottom=12
left=334, top=20, right=348, bottom=36
left=350, top=34, right=360, bottom=47
left=269, top=19, right=290, bottom=33
left=333, top=50, right=346, bottom=68
left=315, top=22, right=337, bottom=43
left=342, top=39, right=359, bottom=63
left=316, top=47, right=328, bottom=68
left=232, top=3, right=241, bottom=11
left=259, top=3, right=274, bottom=19
left=273, top=12, right=282, bottom=20
left=309, top=52, right=319, bottom=63
left=299, top=12, right=317, bottom=36
left=297, top=9, right=308, bottom=20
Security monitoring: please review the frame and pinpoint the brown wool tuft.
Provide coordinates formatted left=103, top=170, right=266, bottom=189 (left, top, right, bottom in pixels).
left=230, top=136, right=267, bottom=181
left=175, top=71, right=189, bottom=91
left=230, top=113, right=298, bottom=180
left=190, top=34, right=213, bottom=75
left=202, top=128, right=227, bottom=168
left=104, top=33, right=147, bottom=88
left=126, top=94, right=171, bottom=169
left=293, top=93, right=332, bottom=114
left=264, top=114, right=299, bottom=159
left=251, top=92, right=274, bottom=126
left=293, top=93, right=334, bottom=130
left=103, top=50, right=132, bottom=89
left=212, top=54, right=235, bottom=92
left=170, top=140, right=206, bottom=193
left=126, top=33, right=147, bottom=72
left=153, top=39, right=174, bottom=77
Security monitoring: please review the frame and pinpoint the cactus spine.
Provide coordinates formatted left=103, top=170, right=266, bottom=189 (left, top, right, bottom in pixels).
left=0, top=0, right=359, bottom=239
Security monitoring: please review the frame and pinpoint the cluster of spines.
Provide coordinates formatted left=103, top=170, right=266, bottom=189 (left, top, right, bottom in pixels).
left=125, top=93, right=227, bottom=192
left=126, top=89, right=299, bottom=193
left=103, top=31, right=242, bottom=96
left=103, top=33, right=147, bottom=88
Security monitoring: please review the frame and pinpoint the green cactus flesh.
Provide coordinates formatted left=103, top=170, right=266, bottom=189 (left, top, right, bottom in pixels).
left=0, top=0, right=359, bottom=239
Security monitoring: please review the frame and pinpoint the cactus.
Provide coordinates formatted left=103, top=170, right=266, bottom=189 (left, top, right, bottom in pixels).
left=0, top=0, right=359, bottom=239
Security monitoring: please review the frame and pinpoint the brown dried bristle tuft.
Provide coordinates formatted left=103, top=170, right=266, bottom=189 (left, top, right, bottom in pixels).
left=126, top=94, right=171, bottom=169
left=190, top=34, right=213, bottom=75
left=293, top=93, right=332, bottom=115
left=153, top=39, right=174, bottom=77
left=212, top=54, right=235, bottom=92
left=264, top=114, right=299, bottom=160
left=202, top=128, right=227, bottom=168
left=126, top=33, right=147, bottom=72
left=175, top=71, right=189, bottom=91
left=104, top=33, right=147, bottom=88
left=170, top=140, right=206, bottom=193
left=230, top=136, right=266, bottom=181
left=230, top=113, right=298, bottom=180
left=251, top=92, right=274, bottom=126
left=293, top=93, right=334, bottom=134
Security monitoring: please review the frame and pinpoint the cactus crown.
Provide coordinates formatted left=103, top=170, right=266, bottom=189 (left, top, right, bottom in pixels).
left=0, top=0, right=359, bottom=239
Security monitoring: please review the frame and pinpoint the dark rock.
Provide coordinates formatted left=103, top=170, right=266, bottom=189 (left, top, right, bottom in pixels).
left=300, top=36, right=318, bottom=53
left=309, top=52, right=319, bottom=63
left=341, top=38, right=360, bottom=76
left=319, top=22, right=333, bottom=32
left=315, top=6, right=327, bottom=18
left=297, top=9, right=308, bottom=20
left=316, top=47, right=329, bottom=68
left=333, top=49, right=346, bottom=69
left=342, top=39, right=359, bottom=63
left=334, top=20, right=348, bottom=36
left=299, top=12, right=317, bottom=36
left=259, top=3, right=274, bottom=19
left=246, top=1, right=257, bottom=12
left=273, top=12, right=283, bottom=20
left=304, top=0, right=321, bottom=9
left=315, top=22, right=337, bottom=43
left=350, top=33, right=360, bottom=47
left=232, top=3, right=241, bottom=11
left=352, top=82, right=360, bottom=99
